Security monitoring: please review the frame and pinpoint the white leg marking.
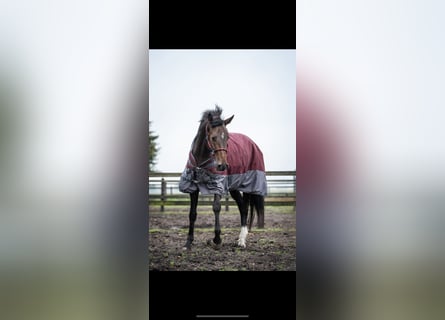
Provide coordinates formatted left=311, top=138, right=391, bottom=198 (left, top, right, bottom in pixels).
left=237, top=226, right=248, bottom=248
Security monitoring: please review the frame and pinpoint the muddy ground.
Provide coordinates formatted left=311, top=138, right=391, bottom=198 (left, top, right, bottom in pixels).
left=149, top=206, right=296, bottom=271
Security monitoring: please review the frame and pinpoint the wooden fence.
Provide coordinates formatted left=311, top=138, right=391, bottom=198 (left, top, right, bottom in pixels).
left=149, top=171, right=296, bottom=211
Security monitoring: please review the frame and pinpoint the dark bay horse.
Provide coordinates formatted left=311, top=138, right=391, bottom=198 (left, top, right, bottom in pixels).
left=179, top=106, right=267, bottom=249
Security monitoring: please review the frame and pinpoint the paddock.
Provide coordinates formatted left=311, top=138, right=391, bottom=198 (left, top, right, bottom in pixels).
left=149, top=206, right=296, bottom=271
left=148, top=171, right=296, bottom=271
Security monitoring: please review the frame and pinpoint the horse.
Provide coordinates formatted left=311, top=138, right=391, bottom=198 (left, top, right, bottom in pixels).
left=179, top=105, right=267, bottom=250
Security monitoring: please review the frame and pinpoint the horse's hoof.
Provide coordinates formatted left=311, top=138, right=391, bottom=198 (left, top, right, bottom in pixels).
left=237, top=239, right=246, bottom=248
left=207, top=239, right=221, bottom=250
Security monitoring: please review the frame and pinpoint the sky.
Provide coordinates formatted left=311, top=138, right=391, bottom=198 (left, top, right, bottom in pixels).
left=1, top=0, right=147, bottom=193
left=296, top=0, right=445, bottom=187
left=149, top=50, right=296, bottom=172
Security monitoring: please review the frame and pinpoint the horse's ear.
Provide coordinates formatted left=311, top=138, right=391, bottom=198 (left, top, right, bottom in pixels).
left=224, top=115, right=234, bottom=126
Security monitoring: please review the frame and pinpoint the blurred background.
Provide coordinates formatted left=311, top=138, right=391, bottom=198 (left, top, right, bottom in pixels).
left=0, top=1, right=147, bottom=319
left=296, top=1, right=445, bottom=319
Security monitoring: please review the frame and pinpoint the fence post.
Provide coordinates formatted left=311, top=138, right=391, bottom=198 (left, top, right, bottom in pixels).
left=161, top=178, right=166, bottom=212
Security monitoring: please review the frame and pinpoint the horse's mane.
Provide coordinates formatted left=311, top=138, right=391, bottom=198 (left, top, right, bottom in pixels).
left=200, top=105, right=224, bottom=127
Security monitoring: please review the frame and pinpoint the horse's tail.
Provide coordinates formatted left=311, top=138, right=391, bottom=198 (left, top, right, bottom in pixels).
left=247, top=194, right=265, bottom=230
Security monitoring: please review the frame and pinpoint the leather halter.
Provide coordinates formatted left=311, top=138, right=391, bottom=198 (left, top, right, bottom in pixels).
left=205, top=122, right=228, bottom=154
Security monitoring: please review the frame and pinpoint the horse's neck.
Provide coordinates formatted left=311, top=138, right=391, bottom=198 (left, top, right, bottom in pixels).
left=192, top=127, right=211, bottom=164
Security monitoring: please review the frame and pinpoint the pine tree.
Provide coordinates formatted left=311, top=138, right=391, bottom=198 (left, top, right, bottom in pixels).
left=149, top=121, right=159, bottom=172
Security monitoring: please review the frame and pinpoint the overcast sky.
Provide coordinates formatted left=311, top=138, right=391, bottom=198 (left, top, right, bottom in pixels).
left=296, top=0, right=445, bottom=186
left=149, top=50, right=296, bottom=172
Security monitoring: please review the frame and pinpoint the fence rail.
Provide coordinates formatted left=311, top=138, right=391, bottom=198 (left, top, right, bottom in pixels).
left=149, top=171, right=296, bottom=211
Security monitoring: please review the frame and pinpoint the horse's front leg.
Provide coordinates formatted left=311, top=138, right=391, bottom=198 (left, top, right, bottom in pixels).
left=212, top=194, right=222, bottom=247
left=184, top=191, right=199, bottom=250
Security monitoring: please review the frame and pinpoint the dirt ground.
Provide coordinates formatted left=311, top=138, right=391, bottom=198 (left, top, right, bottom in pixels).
left=149, top=206, right=296, bottom=271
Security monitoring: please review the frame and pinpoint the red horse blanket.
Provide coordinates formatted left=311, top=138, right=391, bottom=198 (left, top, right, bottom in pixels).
left=179, top=133, right=267, bottom=196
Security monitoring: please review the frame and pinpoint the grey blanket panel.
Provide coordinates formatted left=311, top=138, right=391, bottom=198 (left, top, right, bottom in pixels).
left=179, top=168, right=227, bottom=195
left=227, top=170, right=268, bottom=196
left=179, top=169, right=267, bottom=196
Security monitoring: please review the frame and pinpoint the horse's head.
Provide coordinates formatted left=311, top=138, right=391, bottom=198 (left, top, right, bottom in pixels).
left=205, top=110, right=234, bottom=171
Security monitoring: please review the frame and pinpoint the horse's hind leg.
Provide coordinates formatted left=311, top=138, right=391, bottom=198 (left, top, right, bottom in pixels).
left=230, top=190, right=249, bottom=247
left=247, top=196, right=255, bottom=231
left=253, top=195, right=265, bottom=228
left=184, top=191, right=199, bottom=250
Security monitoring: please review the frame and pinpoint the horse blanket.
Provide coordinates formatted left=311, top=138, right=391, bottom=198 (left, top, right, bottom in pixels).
left=179, top=133, right=267, bottom=196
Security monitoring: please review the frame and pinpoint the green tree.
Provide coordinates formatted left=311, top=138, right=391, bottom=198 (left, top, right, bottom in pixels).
left=149, top=121, right=159, bottom=172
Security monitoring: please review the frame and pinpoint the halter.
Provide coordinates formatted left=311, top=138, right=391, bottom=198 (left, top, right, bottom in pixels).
left=205, top=121, right=228, bottom=154
left=188, top=117, right=230, bottom=170
left=206, top=137, right=228, bottom=154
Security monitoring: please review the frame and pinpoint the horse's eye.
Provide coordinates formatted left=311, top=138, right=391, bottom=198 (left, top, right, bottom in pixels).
left=212, top=136, right=217, bottom=142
